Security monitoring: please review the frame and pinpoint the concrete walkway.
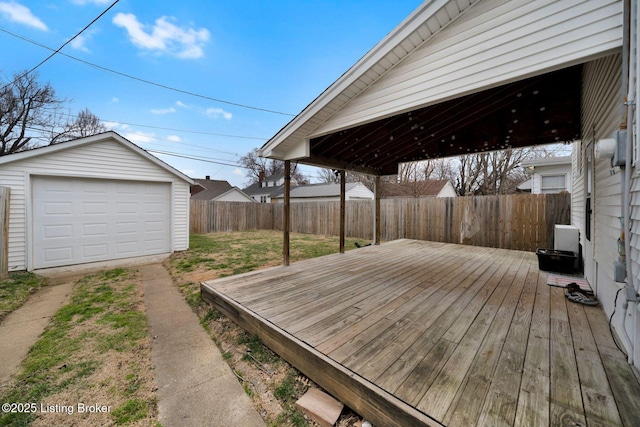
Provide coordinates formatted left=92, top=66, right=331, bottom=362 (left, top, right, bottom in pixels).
left=139, top=264, right=265, bottom=427
left=0, top=263, right=263, bottom=426
left=0, top=281, right=75, bottom=388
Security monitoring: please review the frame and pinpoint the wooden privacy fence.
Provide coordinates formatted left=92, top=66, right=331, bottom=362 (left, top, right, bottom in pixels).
left=0, top=186, right=9, bottom=279
left=191, top=193, right=571, bottom=252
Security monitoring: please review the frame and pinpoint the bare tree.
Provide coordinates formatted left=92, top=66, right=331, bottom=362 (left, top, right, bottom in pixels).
left=0, top=71, right=65, bottom=155
left=50, top=108, right=107, bottom=144
left=454, top=146, right=559, bottom=195
left=317, top=168, right=381, bottom=191
left=240, top=148, right=307, bottom=184
left=317, top=167, right=340, bottom=183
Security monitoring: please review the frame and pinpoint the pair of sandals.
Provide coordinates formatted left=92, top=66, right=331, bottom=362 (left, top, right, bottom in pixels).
left=565, top=282, right=598, bottom=306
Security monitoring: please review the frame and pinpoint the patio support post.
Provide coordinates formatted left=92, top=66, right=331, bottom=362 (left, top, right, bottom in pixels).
left=283, top=160, right=290, bottom=266
left=339, top=169, right=346, bottom=253
left=374, top=176, right=381, bottom=245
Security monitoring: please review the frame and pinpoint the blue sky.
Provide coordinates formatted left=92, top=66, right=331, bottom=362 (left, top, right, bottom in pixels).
left=0, top=0, right=423, bottom=187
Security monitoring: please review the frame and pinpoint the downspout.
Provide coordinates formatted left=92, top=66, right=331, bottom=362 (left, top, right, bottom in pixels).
left=621, top=0, right=637, bottom=365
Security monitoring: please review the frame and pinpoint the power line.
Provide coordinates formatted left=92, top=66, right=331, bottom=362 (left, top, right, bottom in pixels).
left=0, top=26, right=296, bottom=117
left=37, top=107, right=268, bottom=145
left=0, top=1, right=119, bottom=91
left=147, top=149, right=247, bottom=169
left=22, top=123, right=245, bottom=159
left=106, top=120, right=267, bottom=141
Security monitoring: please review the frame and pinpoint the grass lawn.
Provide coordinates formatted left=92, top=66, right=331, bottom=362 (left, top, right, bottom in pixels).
left=0, top=273, right=48, bottom=322
left=0, top=269, right=158, bottom=427
left=164, top=230, right=365, bottom=427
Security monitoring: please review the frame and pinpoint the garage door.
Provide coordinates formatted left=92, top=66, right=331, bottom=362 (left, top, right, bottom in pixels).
left=32, top=176, right=171, bottom=269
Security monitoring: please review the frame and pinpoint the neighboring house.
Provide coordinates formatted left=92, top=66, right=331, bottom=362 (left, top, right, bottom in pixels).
left=518, top=156, right=572, bottom=194
left=270, top=182, right=374, bottom=203
left=191, top=177, right=255, bottom=202
left=242, top=173, right=287, bottom=203
left=382, top=179, right=457, bottom=198
left=0, top=131, right=193, bottom=271
left=259, top=1, right=640, bottom=370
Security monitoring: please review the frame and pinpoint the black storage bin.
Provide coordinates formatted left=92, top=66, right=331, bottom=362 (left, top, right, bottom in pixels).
left=536, top=248, right=577, bottom=273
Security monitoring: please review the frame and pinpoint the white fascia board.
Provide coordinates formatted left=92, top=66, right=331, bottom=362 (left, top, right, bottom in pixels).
left=260, top=0, right=454, bottom=158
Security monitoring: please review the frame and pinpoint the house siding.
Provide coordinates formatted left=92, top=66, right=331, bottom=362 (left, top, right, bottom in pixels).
left=579, top=52, right=627, bottom=350
left=345, top=184, right=376, bottom=200
left=573, top=50, right=621, bottom=239
left=529, top=165, right=572, bottom=194
left=0, top=139, right=190, bottom=270
left=311, top=0, right=622, bottom=137
left=438, top=182, right=457, bottom=198
left=631, top=174, right=640, bottom=368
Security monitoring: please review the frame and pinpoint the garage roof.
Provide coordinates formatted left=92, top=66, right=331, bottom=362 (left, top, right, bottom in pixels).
left=0, top=131, right=194, bottom=184
left=260, top=0, right=623, bottom=176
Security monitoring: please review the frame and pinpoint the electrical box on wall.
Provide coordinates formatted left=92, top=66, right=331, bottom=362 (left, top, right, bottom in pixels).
left=612, top=129, right=627, bottom=167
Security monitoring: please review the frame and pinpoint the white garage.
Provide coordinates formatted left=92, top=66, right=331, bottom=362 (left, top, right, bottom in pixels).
left=0, top=132, right=193, bottom=271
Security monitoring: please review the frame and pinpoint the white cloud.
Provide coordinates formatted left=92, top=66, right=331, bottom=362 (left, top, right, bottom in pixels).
left=124, top=131, right=155, bottom=145
left=167, top=135, right=181, bottom=142
left=70, top=33, right=90, bottom=52
left=206, top=107, right=232, bottom=121
left=175, top=100, right=189, bottom=109
left=102, top=121, right=119, bottom=130
left=0, top=1, right=47, bottom=31
left=111, top=97, right=119, bottom=103
left=232, top=168, right=243, bottom=176
left=151, top=107, right=176, bottom=114
left=112, top=13, right=210, bottom=59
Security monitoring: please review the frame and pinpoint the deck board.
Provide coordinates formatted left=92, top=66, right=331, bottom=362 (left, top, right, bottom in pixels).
left=201, top=240, right=640, bottom=427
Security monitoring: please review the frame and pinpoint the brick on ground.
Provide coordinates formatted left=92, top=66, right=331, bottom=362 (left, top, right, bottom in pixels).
left=295, top=388, right=344, bottom=427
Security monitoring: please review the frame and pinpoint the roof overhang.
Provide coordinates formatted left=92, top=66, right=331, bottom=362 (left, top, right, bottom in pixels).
left=260, top=0, right=622, bottom=176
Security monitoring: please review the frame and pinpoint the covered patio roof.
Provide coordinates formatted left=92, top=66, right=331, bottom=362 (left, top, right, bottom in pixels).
left=259, top=0, right=622, bottom=175
left=307, top=66, right=581, bottom=175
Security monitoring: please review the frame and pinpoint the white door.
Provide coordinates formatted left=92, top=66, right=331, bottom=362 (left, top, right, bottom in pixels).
left=32, top=176, right=171, bottom=269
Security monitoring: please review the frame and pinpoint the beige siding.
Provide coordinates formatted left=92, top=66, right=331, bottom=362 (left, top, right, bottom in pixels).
left=0, top=140, right=190, bottom=270
left=312, top=0, right=622, bottom=137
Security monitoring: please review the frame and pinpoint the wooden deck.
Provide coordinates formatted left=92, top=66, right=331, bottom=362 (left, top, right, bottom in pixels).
left=201, top=240, right=640, bottom=427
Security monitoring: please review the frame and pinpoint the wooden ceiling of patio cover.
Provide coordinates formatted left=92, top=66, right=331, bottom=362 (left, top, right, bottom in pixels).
left=309, top=65, right=582, bottom=176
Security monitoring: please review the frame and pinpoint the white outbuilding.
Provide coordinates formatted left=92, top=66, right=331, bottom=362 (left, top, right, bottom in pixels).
left=0, top=131, right=193, bottom=272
